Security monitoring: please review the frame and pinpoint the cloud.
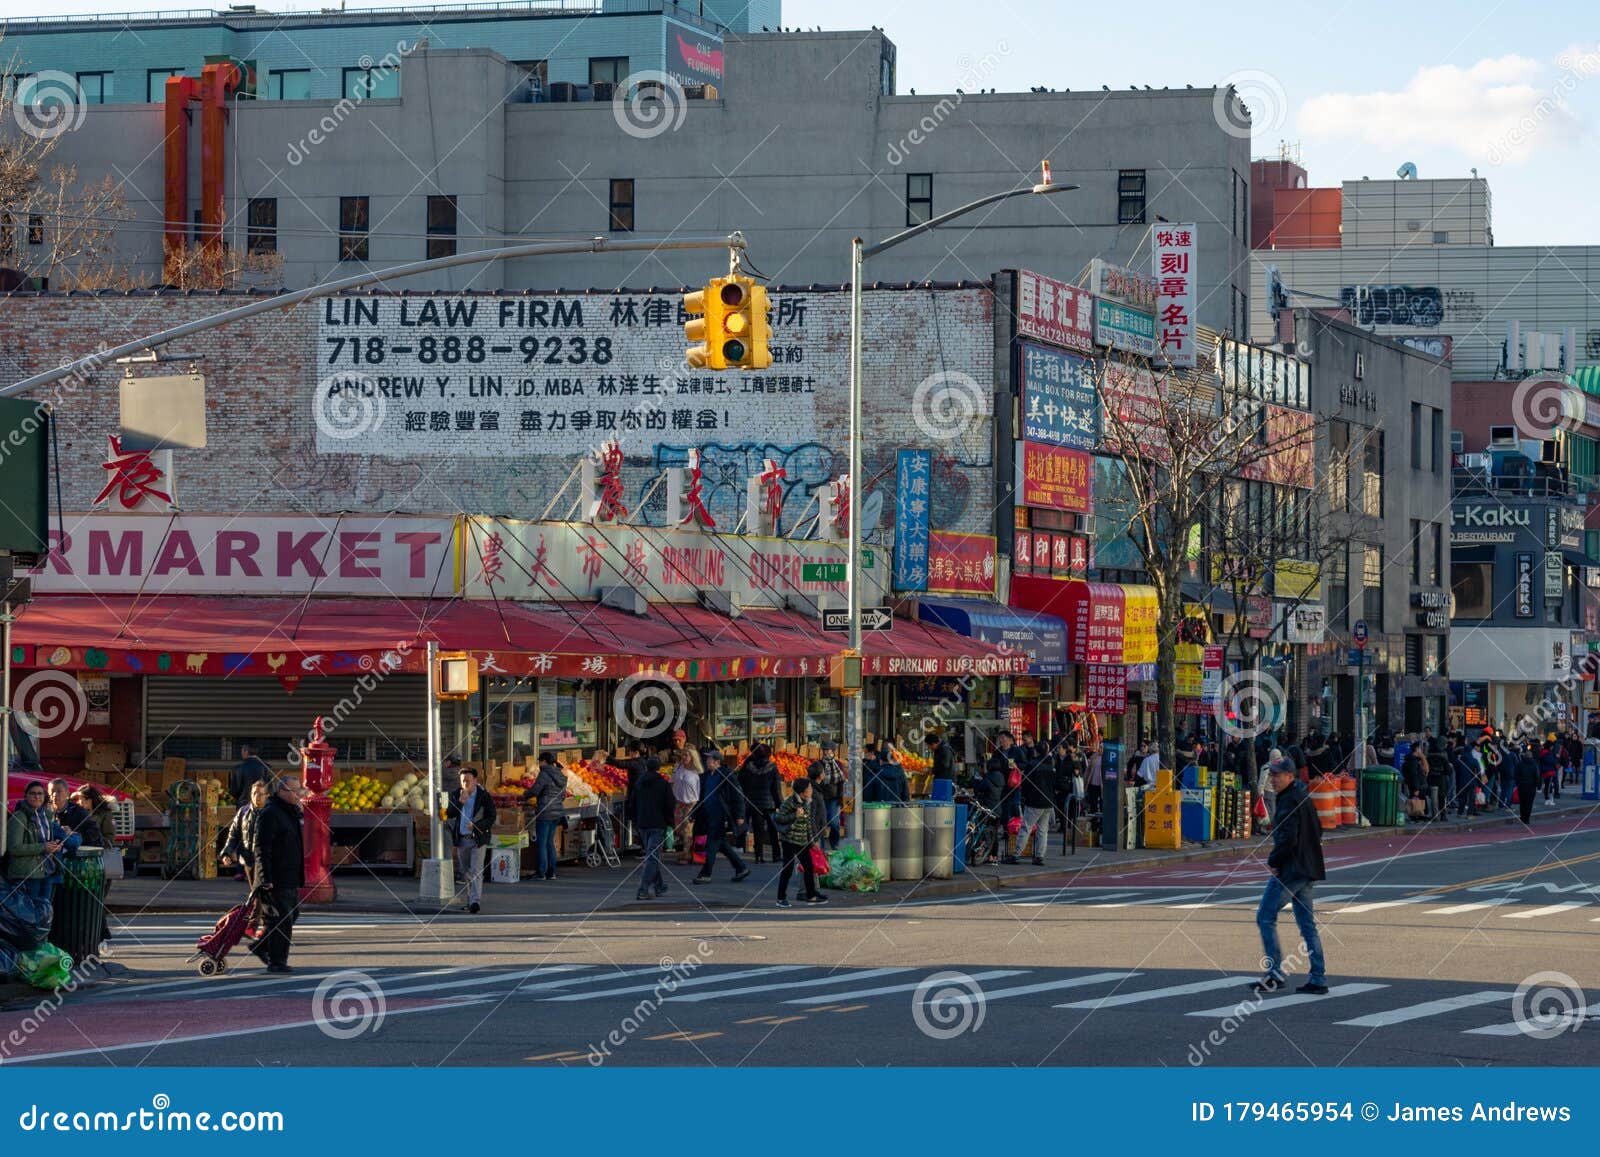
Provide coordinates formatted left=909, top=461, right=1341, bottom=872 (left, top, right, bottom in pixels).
left=1298, top=54, right=1585, bottom=165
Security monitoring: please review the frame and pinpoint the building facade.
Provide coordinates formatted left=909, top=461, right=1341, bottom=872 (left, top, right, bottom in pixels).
left=7, top=26, right=1252, bottom=332
left=1295, top=309, right=1453, bottom=737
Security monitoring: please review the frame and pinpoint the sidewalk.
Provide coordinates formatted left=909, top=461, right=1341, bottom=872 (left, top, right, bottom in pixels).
left=105, top=796, right=1597, bottom=919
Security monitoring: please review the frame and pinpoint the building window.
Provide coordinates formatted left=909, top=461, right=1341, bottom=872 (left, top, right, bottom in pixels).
left=906, top=173, right=933, bottom=226
left=1232, top=170, right=1248, bottom=237
left=1363, top=546, right=1384, bottom=630
left=147, top=68, right=182, bottom=102
left=27, top=214, right=43, bottom=245
left=1231, top=285, right=1248, bottom=336
left=1411, top=402, right=1424, bottom=469
left=514, top=59, right=549, bottom=95
left=1362, top=429, right=1384, bottom=519
left=1451, top=562, right=1496, bottom=620
left=1410, top=520, right=1423, bottom=585
left=1328, top=551, right=1349, bottom=629
left=1329, top=420, right=1349, bottom=510
left=1117, top=170, right=1146, bottom=225
left=76, top=72, right=113, bottom=104
left=1432, top=408, right=1445, bottom=473
left=589, top=56, right=629, bottom=85
left=192, top=208, right=203, bottom=244
left=268, top=70, right=312, bottom=100
left=1405, top=634, right=1423, bottom=678
left=342, top=66, right=399, bottom=100
left=426, top=194, right=457, bottom=259
left=1433, top=230, right=1449, bottom=244
left=246, top=197, right=277, bottom=254
left=339, top=195, right=369, bottom=262
left=1432, top=522, right=1443, bottom=586
left=608, top=179, right=634, bottom=233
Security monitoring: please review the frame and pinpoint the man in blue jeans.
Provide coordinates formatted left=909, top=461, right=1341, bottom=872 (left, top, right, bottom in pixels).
left=1253, top=757, right=1328, bottom=995
left=632, top=759, right=675, bottom=900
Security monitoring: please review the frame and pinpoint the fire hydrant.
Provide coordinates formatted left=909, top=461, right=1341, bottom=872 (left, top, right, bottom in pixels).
left=298, top=716, right=338, bottom=903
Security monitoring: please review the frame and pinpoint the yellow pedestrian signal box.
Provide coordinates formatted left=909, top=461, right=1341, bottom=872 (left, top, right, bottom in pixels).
left=683, top=275, right=772, bottom=370
left=434, top=651, right=479, bottom=700
left=829, top=650, right=863, bottom=695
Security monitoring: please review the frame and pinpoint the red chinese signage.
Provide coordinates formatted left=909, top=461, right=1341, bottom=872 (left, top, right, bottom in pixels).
left=1015, top=269, right=1095, bottom=354
left=1015, top=530, right=1034, bottom=570
left=1152, top=224, right=1197, bottom=368
left=1099, top=360, right=1167, bottom=458
left=927, top=530, right=997, bottom=596
left=1063, top=581, right=1125, bottom=664
left=1085, top=663, right=1127, bottom=713
left=1020, top=440, right=1093, bottom=514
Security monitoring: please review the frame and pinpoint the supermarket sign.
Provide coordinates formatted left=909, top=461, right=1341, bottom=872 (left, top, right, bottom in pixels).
left=37, top=513, right=456, bottom=597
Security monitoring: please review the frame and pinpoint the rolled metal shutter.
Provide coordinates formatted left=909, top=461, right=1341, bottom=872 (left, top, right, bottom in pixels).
left=145, top=675, right=427, bottom=741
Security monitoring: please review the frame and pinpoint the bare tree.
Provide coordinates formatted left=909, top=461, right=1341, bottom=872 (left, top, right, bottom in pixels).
left=1093, top=337, right=1321, bottom=769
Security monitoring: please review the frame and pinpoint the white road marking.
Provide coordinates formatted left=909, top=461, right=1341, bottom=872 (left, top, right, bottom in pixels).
left=917, top=972, right=1139, bottom=1005
left=1057, top=976, right=1258, bottom=1010
left=1427, top=900, right=1512, bottom=915
left=786, top=969, right=1028, bottom=1005
left=1501, top=902, right=1588, bottom=920
left=1464, top=1011, right=1591, bottom=1036
left=516, top=966, right=665, bottom=995
left=1335, top=990, right=1513, bottom=1028
left=666, top=968, right=911, bottom=1002
left=1090, top=892, right=1211, bottom=908
left=1185, top=983, right=1390, bottom=1018
left=544, top=965, right=807, bottom=1002
left=1329, top=897, right=1426, bottom=915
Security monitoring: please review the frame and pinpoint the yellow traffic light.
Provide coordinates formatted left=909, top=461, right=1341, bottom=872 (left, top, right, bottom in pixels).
left=683, top=276, right=772, bottom=371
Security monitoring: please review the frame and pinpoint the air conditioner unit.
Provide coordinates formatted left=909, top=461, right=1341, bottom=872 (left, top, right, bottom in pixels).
left=1461, top=452, right=1490, bottom=472
left=1488, top=425, right=1518, bottom=447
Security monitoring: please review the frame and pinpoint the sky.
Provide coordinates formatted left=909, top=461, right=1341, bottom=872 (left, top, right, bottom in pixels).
left=3, top=0, right=1595, bottom=245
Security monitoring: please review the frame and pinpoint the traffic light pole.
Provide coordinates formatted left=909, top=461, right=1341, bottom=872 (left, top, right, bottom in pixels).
left=843, top=173, right=1076, bottom=842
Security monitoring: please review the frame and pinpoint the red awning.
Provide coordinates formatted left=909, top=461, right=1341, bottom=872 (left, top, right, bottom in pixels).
left=1010, top=575, right=1126, bottom=664
left=11, top=596, right=1022, bottom=682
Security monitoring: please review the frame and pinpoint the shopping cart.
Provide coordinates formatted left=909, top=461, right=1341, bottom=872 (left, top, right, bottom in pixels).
left=585, top=802, right=622, bottom=869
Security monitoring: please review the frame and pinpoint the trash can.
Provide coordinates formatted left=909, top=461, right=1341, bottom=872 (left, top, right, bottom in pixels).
left=930, top=778, right=955, bottom=803
left=49, top=848, right=108, bottom=968
left=889, top=804, right=925, bottom=881
left=1360, top=766, right=1401, bottom=826
left=923, top=802, right=955, bottom=879
left=862, top=804, right=893, bottom=878
left=953, top=804, right=969, bottom=873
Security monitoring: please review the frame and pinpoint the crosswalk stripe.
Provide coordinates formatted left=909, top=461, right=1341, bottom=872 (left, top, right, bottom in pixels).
left=1335, top=990, right=1513, bottom=1028
left=1427, top=900, right=1511, bottom=915
left=1330, top=897, right=1426, bottom=915
left=666, top=967, right=910, bottom=1003
left=1057, top=975, right=1258, bottom=1010
left=1090, top=892, right=1211, bottom=908
left=1501, top=902, right=1588, bottom=919
left=543, top=966, right=806, bottom=1002
left=371, top=966, right=583, bottom=999
left=917, top=972, right=1139, bottom=1005
left=517, top=965, right=669, bottom=995
left=1463, top=1011, right=1590, bottom=1037
left=786, top=969, right=1028, bottom=1005
left=1185, top=983, right=1390, bottom=1018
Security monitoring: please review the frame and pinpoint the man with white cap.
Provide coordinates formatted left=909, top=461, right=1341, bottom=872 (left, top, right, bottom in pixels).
left=1253, top=757, right=1328, bottom=995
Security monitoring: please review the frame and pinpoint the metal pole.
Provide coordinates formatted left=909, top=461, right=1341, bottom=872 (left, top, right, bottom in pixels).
left=1, top=234, right=748, bottom=399
left=427, top=641, right=442, bottom=861
left=0, top=600, right=10, bottom=857
left=847, top=237, right=865, bottom=845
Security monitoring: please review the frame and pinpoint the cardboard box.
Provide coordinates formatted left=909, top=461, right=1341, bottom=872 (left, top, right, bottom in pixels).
left=83, top=741, right=127, bottom=773
left=488, top=847, right=519, bottom=883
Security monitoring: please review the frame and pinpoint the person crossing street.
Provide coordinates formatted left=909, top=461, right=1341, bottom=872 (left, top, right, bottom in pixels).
left=247, top=775, right=305, bottom=974
left=1252, top=758, right=1328, bottom=996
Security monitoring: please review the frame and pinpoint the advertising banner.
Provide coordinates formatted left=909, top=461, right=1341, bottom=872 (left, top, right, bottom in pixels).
left=1085, top=663, right=1127, bottom=713
left=1018, top=441, right=1093, bottom=514
left=894, top=449, right=932, bottom=592
left=1094, top=299, right=1158, bottom=358
left=1015, top=269, right=1095, bottom=353
left=1152, top=224, right=1197, bottom=368
left=1019, top=342, right=1097, bottom=450
left=927, top=530, right=998, bottom=596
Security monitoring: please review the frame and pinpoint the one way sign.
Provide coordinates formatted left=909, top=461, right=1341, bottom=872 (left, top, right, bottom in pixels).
left=821, top=608, right=894, bottom=633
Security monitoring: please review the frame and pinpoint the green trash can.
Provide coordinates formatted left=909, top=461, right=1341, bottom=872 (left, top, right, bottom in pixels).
left=49, top=848, right=108, bottom=969
left=1359, top=766, right=1400, bottom=827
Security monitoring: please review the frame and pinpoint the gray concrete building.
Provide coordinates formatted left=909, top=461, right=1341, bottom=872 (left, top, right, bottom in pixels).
left=10, top=29, right=1252, bottom=332
left=1294, top=309, right=1453, bottom=736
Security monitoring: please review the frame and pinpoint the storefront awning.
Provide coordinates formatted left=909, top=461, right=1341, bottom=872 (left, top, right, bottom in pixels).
left=11, top=595, right=1024, bottom=682
left=1010, top=575, right=1160, bottom=665
left=915, top=598, right=1067, bottom=675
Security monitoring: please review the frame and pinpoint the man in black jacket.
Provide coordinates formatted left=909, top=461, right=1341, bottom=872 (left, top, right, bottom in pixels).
left=737, top=744, right=782, bottom=863
left=928, top=732, right=957, bottom=786
left=1013, top=741, right=1059, bottom=865
left=633, top=762, right=674, bottom=901
left=229, top=743, right=273, bottom=807
left=1253, top=759, right=1327, bottom=995
left=248, top=775, right=306, bottom=974
left=445, top=768, right=497, bottom=913
left=694, top=751, right=751, bottom=884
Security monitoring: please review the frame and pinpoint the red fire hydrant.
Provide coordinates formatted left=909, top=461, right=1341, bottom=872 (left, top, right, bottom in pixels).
left=298, top=716, right=338, bottom=903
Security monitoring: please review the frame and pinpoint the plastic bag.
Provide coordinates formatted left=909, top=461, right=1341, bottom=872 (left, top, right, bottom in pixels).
left=0, top=891, right=53, bottom=952
left=15, top=943, right=72, bottom=990
left=820, top=846, right=883, bottom=894
left=0, top=940, right=17, bottom=981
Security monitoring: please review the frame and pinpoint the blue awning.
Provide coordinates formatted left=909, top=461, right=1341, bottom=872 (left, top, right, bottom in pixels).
left=916, top=598, right=1068, bottom=675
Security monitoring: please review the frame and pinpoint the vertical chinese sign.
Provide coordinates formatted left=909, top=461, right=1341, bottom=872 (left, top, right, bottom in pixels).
left=1153, top=223, right=1197, bottom=369
left=894, top=448, right=932, bottom=592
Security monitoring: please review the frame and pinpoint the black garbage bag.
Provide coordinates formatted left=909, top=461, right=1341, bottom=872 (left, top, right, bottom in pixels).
left=0, top=889, right=53, bottom=952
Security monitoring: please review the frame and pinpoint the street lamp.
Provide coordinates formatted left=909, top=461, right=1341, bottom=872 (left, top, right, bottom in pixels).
left=844, top=165, right=1078, bottom=842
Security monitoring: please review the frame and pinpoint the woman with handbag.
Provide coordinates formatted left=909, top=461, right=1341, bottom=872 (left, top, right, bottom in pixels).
left=771, top=777, right=829, bottom=908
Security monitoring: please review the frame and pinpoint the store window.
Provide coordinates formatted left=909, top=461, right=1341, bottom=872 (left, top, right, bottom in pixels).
left=801, top=679, right=843, bottom=746
left=749, top=677, right=789, bottom=743
left=1450, top=561, right=1493, bottom=619
left=535, top=677, right=597, bottom=754
left=711, top=682, right=751, bottom=745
